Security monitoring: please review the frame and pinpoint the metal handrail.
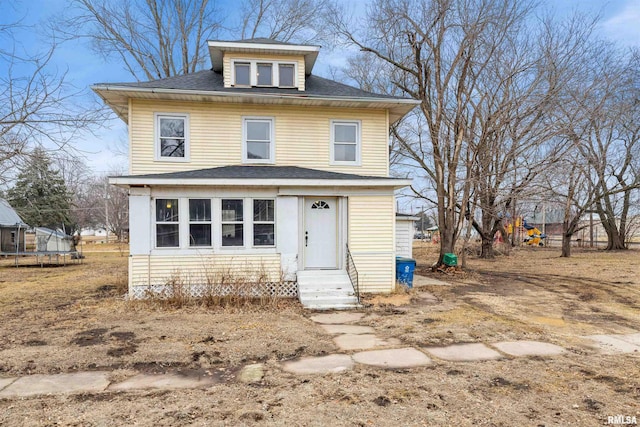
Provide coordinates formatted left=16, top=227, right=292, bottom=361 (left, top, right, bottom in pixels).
left=345, top=244, right=360, bottom=304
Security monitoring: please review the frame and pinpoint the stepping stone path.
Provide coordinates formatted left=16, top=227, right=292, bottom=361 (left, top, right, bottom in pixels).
left=3, top=314, right=639, bottom=399
left=492, top=340, right=566, bottom=357
left=425, top=343, right=503, bottom=362
left=292, top=311, right=585, bottom=375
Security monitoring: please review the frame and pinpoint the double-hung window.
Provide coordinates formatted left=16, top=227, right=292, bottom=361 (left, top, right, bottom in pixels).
left=257, top=63, right=273, bottom=86
left=156, top=199, right=179, bottom=247
left=243, top=117, right=274, bottom=163
left=278, top=64, right=295, bottom=87
left=234, top=62, right=251, bottom=86
left=221, top=199, right=244, bottom=247
left=253, top=200, right=275, bottom=246
left=331, top=120, right=360, bottom=164
left=189, top=199, right=212, bottom=247
left=156, top=113, right=189, bottom=160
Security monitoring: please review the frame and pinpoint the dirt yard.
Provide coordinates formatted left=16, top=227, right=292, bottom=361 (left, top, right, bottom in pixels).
left=0, top=242, right=639, bottom=426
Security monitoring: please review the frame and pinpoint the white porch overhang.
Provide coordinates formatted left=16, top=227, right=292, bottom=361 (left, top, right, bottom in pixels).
left=109, top=176, right=412, bottom=191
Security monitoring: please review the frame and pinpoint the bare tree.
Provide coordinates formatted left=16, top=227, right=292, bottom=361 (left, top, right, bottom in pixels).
left=57, top=0, right=223, bottom=81
left=558, top=44, right=640, bottom=251
left=0, top=20, right=103, bottom=187
left=238, top=0, right=332, bottom=44
left=329, top=0, right=544, bottom=265
left=463, top=14, right=596, bottom=258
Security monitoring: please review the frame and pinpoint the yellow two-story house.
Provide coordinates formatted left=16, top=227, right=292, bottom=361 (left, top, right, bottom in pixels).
left=96, top=38, right=418, bottom=309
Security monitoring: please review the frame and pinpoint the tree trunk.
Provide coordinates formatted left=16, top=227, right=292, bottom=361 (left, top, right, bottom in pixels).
left=481, top=236, right=494, bottom=259
left=561, top=233, right=572, bottom=257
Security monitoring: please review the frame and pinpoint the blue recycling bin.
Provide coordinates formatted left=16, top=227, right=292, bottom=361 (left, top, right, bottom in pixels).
left=396, top=256, right=417, bottom=288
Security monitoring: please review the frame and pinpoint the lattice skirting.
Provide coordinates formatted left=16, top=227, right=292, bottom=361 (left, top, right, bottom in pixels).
left=129, top=281, right=298, bottom=300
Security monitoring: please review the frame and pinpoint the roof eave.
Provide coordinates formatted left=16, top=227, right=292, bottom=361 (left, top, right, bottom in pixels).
left=109, top=176, right=412, bottom=190
left=91, top=85, right=420, bottom=124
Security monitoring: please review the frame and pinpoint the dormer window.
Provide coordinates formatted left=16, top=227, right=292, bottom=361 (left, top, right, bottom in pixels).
left=257, top=63, right=272, bottom=86
left=279, top=64, right=295, bottom=87
left=234, top=62, right=250, bottom=86
left=232, top=60, right=296, bottom=88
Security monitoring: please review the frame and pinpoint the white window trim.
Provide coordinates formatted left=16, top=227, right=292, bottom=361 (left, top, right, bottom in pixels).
left=154, top=198, right=180, bottom=249
left=188, top=199, right=213, bottom=248
left=230, top=59, right=298, bottom=88
left=233, top=62, right=251, bottom=87
left=154, top=112, right=190, bottom=162
left=242, top=116, right=275, bottom=164
left=149, top=194, right=280, bottom=255
left=252, top=199, right=276, bottom=248
left=330, top=119, right=361, bottom=166
left=221, top=198, right=245, bottom=248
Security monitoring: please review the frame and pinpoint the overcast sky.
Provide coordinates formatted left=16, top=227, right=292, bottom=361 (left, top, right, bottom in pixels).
left=2, top=0, right=640, bottom=176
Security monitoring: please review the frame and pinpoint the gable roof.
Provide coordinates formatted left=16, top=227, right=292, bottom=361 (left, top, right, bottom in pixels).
left=109, top=165, right=412, bottom=189
left=0, top=198, right=27, bottom=227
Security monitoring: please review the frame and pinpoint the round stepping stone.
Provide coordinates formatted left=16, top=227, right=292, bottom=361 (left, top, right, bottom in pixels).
left=352, top=347, right=431, bottom=369
left=492, top=340, right=566, bottom=357
left=282, top=354, right=354, bottom=374
left=320, top=324, right=375, bottom=335
left=238, top=364, right=264, bottom=384
left=425, top=343, right=503, bottom=362
left=309, top=312, right=364, bottom=324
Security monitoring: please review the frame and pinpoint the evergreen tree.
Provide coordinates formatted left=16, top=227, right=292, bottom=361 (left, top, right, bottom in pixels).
left=7, top=148, right=73, bottom=231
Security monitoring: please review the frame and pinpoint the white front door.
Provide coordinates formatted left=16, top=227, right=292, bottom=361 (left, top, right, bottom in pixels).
left=304, top=197, right=338, bottom=269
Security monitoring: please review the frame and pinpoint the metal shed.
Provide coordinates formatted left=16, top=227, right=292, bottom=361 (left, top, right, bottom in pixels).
left=35, top=227, right=72, bottom=252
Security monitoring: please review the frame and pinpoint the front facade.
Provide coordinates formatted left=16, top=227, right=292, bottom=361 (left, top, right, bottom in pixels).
left=97, top=39, right=418, bottom=306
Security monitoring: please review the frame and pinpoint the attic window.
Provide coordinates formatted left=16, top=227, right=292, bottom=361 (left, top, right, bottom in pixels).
left=232, top=60, right=296, bottom=88
left=279, top=64, right=294, bottom=87
left=234, top=62, right=250, bottom=86
left=257, top=63, right=272, bottom=86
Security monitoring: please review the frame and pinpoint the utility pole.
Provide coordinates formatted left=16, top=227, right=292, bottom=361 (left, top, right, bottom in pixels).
left=104, top=183, right=109, bottom=244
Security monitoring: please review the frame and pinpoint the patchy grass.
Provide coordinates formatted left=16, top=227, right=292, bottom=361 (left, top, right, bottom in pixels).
left=0, top=243, right=639, bottom=426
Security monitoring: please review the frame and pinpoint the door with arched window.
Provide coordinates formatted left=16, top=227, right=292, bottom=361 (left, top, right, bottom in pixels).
left=304, top=197, right=338, bottom=268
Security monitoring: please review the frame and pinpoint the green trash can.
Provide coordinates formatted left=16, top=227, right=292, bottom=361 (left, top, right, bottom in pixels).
left=396, top=257, right=416, bottom=288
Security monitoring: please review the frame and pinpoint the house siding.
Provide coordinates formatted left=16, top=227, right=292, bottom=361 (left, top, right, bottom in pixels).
left=222, top=52, right=305, bottom=90
left=348, top=194, right=396, bottom=293
left=129, top=100, right=389, bottom=177
left=395, top=219, right=414, bottom=258
left=129, top=253, right=284, bottom=297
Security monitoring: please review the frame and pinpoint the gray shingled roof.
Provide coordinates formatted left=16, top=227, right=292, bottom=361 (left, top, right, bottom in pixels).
left=96, top=70, right=407, bottom=100
left=0, top=198, right=27, bottom=227
left=117, top=165, right=404, bottom=181
left=227, top=38, right=309, bottom=46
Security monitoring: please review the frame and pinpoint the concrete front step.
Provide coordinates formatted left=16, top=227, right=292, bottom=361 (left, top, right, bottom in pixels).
left=297, top=269, right=359, bottom=310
